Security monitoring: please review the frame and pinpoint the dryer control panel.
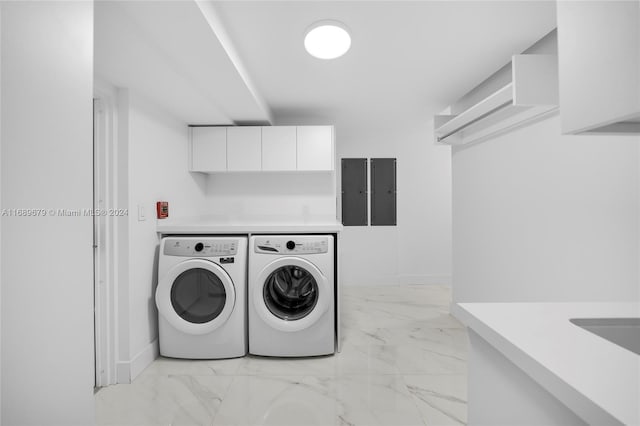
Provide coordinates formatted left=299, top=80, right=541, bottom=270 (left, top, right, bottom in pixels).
left=164, top=238, right=238, bottom=257
left=254, top=236, right=329, bottom=254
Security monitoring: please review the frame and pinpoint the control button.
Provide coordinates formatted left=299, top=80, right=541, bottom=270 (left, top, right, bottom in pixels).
left=194, top=242, right=204, bottom=252
left=286, top=241, right=296, bottom=250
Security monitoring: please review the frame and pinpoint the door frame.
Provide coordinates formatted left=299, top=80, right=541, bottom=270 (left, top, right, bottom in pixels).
left=93, top=82, right=120, bottom=387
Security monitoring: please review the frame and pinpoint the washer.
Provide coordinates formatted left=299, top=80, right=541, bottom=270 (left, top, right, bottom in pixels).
left=248, top=235, right=335, bottom=357
left=156, top=236, right=247, bottom=359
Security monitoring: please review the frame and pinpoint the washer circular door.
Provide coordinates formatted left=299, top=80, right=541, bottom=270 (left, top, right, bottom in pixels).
left=254, top=257, right=330, bottom=332
left=156, top=259, right=236, bottom=335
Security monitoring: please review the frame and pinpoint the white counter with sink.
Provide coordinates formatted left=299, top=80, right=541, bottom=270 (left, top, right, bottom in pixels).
left=453, top=302, right=640, bottom=425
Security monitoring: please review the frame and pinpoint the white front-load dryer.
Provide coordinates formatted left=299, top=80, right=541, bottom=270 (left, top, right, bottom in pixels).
left=156, top=236, right=247, bottom=359
left=248, top=235, right=335, bottom=357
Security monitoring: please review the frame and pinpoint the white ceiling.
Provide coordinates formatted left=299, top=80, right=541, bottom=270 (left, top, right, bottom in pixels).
left=94, top=0, right=272, bottom=125
left=95, top=1, right=557, bottom=128
left=213, top=0, right=558, bottom=126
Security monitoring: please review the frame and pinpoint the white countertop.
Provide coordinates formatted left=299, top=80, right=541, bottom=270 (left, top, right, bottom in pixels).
left=454, top=302, right=640, bottom=425
left=156, top=215, right=343, bottom=234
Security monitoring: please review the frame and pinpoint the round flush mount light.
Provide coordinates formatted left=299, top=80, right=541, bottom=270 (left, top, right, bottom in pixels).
left=304, top=21, right=351, bottom=60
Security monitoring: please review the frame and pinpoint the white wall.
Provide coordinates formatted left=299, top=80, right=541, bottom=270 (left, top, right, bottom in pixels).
left=202, top=171, right=337, bottom=220
left=397, top=121, right=452, bottom=286
left=309, top=116, right=452, bottom=287
left=120, top=90, right=208, bottom=380
left=150, top=115, right=453, bottom=289
left=452, top=114, right=639, bottom=303
left=1, top=2, right=94, bottom=424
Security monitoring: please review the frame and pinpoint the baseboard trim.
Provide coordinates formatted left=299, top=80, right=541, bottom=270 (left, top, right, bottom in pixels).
left=397, top=274, right=452, bottom=286
left=115, top=339, right=159, bottom=384
left=342, top=274, right=452, bottom=287
left=131, top=338, right=159, bottom=380
left=115, top=361, right=130, bottom=384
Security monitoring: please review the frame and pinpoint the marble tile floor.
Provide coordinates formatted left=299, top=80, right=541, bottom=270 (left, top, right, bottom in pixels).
left=95, top=285, right=469, bottom=426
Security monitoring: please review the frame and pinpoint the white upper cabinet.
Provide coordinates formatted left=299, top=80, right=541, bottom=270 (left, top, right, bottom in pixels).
left=189, top=125, right=334, bottom=173
left=227, top=126, right=262, bottom=171
left=557, top=1, right=640, bottom=134
left=262, top=126, right=297, bottom=171
left=297, top=126, right=334, bottom=171
left=190, top=127, right=226, bottom=172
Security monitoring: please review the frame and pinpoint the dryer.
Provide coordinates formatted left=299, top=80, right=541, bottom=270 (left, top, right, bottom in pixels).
left=248, top=235, right=335, bottom=357
left=156, top=236, right=247, bottom=359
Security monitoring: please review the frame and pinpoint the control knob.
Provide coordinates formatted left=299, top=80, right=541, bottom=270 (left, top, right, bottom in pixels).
left=194, top=242, right=204, bottom=252
left=286, top=240, right=296, bottom=250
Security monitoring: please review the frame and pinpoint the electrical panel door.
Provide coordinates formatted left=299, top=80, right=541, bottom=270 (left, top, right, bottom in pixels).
left=371, top=158, right=396, bottom=226
left=341, top=158, right=368, bottom=226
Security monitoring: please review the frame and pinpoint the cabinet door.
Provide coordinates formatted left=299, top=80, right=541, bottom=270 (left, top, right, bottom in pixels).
left=296, top=126, right=334, bottom=171
left=190, top=127, right=226, bottom=172
left=227, top=127, right=261, bottom=171
left=262, top=126, right=296, bottom=171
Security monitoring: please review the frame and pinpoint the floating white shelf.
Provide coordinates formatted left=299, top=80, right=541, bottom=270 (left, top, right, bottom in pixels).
left=435, top=54, right=559, bottom=146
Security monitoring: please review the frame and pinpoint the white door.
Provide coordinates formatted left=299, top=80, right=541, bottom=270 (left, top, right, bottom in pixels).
left=253, top=257, right=330, bottom=332
left=156, top=259, right=236, bottom=335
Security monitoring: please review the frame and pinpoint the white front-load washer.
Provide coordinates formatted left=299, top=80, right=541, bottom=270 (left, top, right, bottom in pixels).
left=156, top=236, right=247, bottom=359
left=248, top=235, right=335, bottom=357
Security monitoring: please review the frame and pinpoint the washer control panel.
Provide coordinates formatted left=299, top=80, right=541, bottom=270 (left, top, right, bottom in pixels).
left=164, top=238, right=238, bottom=257
left=254, top=236, right=329, bottom=254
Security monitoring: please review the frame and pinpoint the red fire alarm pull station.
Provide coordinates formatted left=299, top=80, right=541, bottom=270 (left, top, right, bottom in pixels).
left=156, top=201, right=169, bottom=219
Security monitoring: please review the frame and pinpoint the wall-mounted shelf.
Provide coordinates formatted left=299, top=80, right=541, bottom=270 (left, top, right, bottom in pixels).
left=435, top=54, right=559, bottom=146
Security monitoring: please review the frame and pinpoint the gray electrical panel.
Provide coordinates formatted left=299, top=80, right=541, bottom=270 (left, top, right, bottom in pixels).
left=371, top=158, right=396, bottom=226
left=341, top=158, right=368, bottom=226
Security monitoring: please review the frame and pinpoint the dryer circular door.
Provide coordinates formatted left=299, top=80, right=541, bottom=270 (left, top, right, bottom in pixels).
left=253, top=257, right=330, bottom=332
left=156, top=259, right=236, bottom=335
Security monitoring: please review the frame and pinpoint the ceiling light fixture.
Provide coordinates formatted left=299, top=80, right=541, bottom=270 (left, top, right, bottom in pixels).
left=304, top=21, right=351, bottom=60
